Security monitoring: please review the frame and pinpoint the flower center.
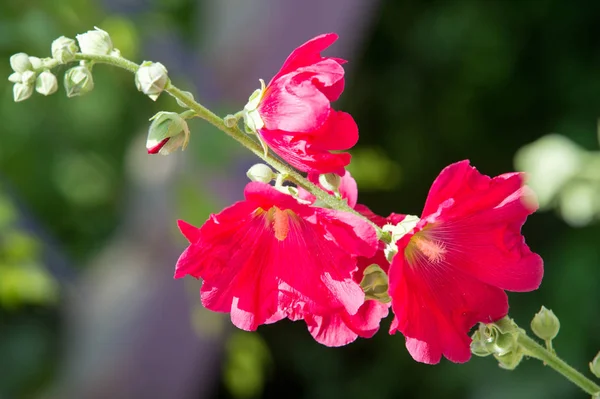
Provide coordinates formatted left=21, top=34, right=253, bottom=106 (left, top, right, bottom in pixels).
left=406, top=230, right=446, bottom=265
left=261, top=206, right=297, bottom=241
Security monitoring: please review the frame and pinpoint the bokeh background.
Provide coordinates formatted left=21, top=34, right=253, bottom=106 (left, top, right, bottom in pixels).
left=1, top=0, right=600, bottom=398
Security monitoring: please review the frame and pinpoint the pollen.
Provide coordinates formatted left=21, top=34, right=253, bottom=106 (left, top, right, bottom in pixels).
left=409, top=235, right=446, bottom=264
left=270, top=207, right=291, bottom=241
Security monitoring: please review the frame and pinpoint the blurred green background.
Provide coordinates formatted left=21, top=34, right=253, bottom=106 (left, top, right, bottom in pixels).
left=1, top=0, right=600, bottom=398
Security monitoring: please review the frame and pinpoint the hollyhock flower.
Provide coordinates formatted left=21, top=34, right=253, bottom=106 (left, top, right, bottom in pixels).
left=388, top=160, right=544, bottom=364
left=298, top=172, right=402, bottom=346
left=243, top=33, right=358, bottom=175
left=174, top=182, right=378, bottom=336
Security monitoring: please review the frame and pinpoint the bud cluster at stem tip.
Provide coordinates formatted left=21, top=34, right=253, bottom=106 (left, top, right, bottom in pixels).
left=8, top=52, right=59, bottom=101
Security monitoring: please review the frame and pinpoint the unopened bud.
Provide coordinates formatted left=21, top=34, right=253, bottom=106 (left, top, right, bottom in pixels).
left=10, top=53, right=32, bottom=73
left=13, top=83, right=33, bottom=102
left=135, top=61, right=168, bottom=101
left=495, top=349, right=524, bottom=370
left=52, top=36, right=79, bottom=63
left=360, top=264, right=391, bottom=303
left=246, top=164, right=275, bottom=183
left=318, top=173, right=341, bottom=192
left=76, top=27, right=113, bottom=55
left=35, top=71, right=58, bottom=96
left=8, top=72, right=21, bottom=83
left=28, top=56, right=43, bottom=70
left=64, top=66, right=94, bottom=97
left=176, top=90, right=194, bottom=108
left=590, top=351, right=600, bottom=378
left=20, top=70, right=36, bottom=86
left=146, top=111, right=190, bottom=155
left=531, top=306, right=560, bottom=341
left=243, top=79, right=266, bottom=132
left=471, top=328, right=493, bottom=357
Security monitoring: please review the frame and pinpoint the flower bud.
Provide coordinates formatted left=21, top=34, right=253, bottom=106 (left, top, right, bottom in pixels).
left=318, top=173, right=341, bottom=192
left=64, top=66, right=94, bottom=97
left=494, top=349, right=524, bottom=370
left=360, top=264, right=391, bottom=303
left=28, top=56, right=43, bottom=70
left=590, top=351, right=600, bottom=378
left=146, top=111, right=190, bottom=155
left=10, top=53, right=32, bottom=73
left=21, top=70, right=36, bottom=86
left=135, top=61, right=168, bottom=101
left=530, top=306, right=560, bottom=341
left=76, top=27, right=113, bottom=55
left=176, top=90, right=194, bottom=108
left=13, top=83, right=34, bottom=102
left=35, top=71, right=58, bottom=96
left=246, top=164, right=275, bottom=183
left=52, top=36, right=79, bottom=63
left=243, top=79, right=266, bottom=132
left=471, top=327, right=493, bottom=357
left=8, top=72, right=21, bottom=83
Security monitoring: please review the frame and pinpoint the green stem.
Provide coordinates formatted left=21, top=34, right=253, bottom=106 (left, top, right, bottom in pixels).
left=517, top=333, right=600, bottom=396
left=70, top=53, right=387, bottom=239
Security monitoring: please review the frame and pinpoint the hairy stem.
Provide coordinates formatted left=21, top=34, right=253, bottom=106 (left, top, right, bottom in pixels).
left=71, top=53, right=387, bottom=239
left=517, top=333, right=600, bottom=396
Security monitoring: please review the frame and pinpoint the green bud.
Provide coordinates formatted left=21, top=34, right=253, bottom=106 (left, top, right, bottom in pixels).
left=243, top=79, right=266, bottom=132
left=76, top=27, right=113, bottom=56
left=494, top=348, right=524, bottom=370
left=52, top=36, right=79, bottom=63
left=175, top=90, right=194, bottom=108
left=64, top=66, right=94, bottom=97
left=318, top=173, right=341, bottom=192
left=471, top=327, right=493, bottom=357
left=35, top=71, right=58, bottom=96
left=13, top=83, right=34, bottom=102
left=10, top=53, right=32, bottom=73
left=135, top=61, right=168, bottom=101
left=360, top=264, right=391, bottom=303
left=531, top=306, right=560, bottom=341
left=246, top=164, right=275, bottom=183
left=8, top=72, right=21, bottom=84
left=590, top=351, right=600, bottom=378
left=146, top=111, right=190, bottom=155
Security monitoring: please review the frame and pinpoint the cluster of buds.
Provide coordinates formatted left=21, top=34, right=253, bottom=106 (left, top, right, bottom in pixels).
left=471, top=317, right=524, bottom=370
left=8, top=53, right=58, bottom=101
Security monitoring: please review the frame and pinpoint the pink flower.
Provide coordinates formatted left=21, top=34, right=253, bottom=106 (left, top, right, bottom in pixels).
left=298, top=172, right=402, bottom=346
left=388, top=160, right=544, bottom=364
left=174, top=182, right=378, bottom=336
left=244, top=33, right=358, bottom=175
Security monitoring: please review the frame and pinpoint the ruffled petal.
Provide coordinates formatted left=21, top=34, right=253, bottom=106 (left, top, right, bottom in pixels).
left=389, top=241, right=508, bottom=364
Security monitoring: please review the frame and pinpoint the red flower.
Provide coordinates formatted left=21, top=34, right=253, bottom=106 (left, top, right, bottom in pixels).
left=243, top=33, right=358, bottom=175
left=388, top=160, right=544, bottom=364
left=174, top=182, right=378, bottom=336
left=297, top=172, right=401, bottom=346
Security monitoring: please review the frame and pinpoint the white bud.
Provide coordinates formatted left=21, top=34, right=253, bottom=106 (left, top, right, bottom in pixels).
left=51, top=36, right=79, bottom=63
left=35, top=71, right=58, bottom=96
left=146, top=111, right=190, bottom=155
left=10, top=53, right=32, bottom=73
left=8, top=72, right=21, bottom=83
left=246, top=164, right=275, bottom=183
left=76, top=27, right=113, bottom=55
left=13, top=83, right=34, bottom=102
left=176, top=91, right=194, bottom=108
left=29, top=56, right=43, bottom=70
left=21, top=70, right=36, bottom=86
left=135, top=61, right=168, bottom=101
left=64, top=66, right=94, bottom=97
